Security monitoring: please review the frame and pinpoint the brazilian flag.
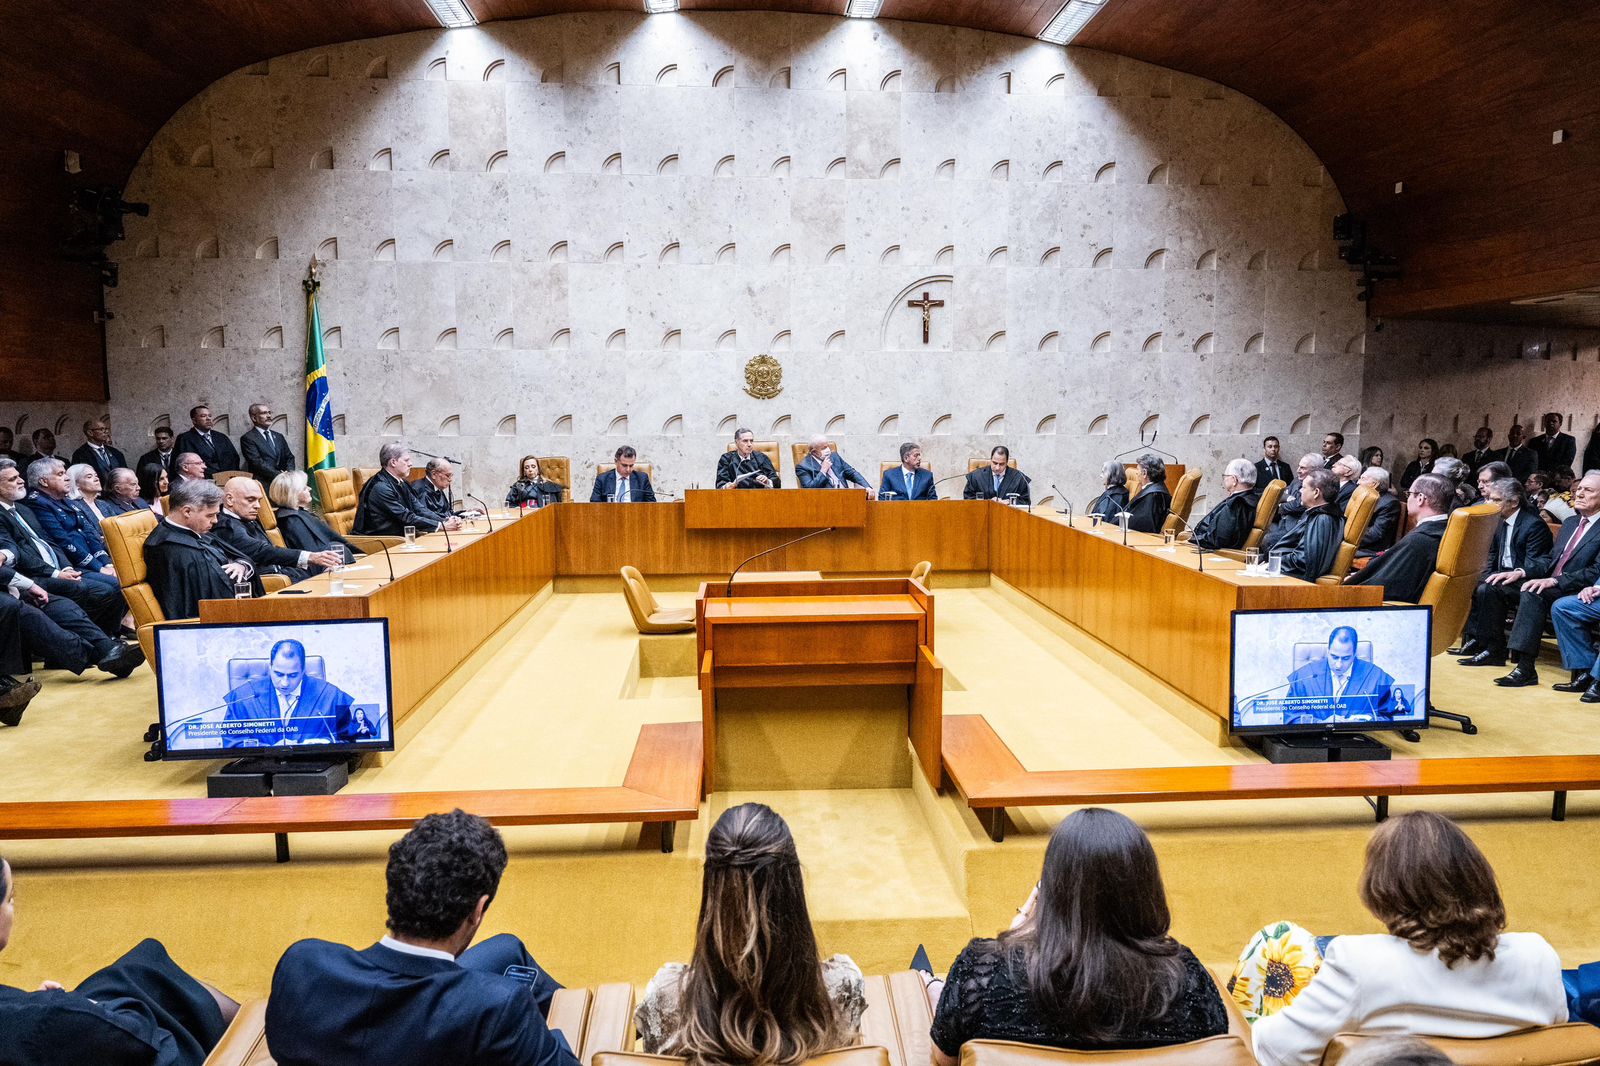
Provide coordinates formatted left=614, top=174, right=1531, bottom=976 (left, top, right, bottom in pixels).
left=303, top=271, right=337, bottom=503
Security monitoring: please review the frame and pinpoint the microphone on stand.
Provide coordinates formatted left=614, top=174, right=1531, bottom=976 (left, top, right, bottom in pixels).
left=726, top=527, right=834, bottom=597
left=1052, top=484, right=1072, bottom=522
left=378, top=540, right=396, bottom=585
left=411, top=448, right=462, bottom=464
left=465, top=494, right=494, bottom=532
left=440, top=522, right=453, bottom=553
left=931, top=471, right=968, bottom=500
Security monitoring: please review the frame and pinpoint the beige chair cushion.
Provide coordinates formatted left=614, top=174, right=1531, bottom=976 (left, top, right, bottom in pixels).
left=1161, top=469, right=1203, bottom=534
left=1321, top=1024, right=1600, bottom=1066
left=313, top=468, right=358, bottom=535
left=910, top=560, right=932, bottom=584
left=726, top=440, right=782, bottom=472
left=209, top=469, right=253, bottom=487
left=539, top=456, right=571, bottom=492
left=967, top=457, right=1017, bottom=471
left=202, top=999, right=273, bottom=1066
left=599, top=1049, right=890, bottom=1066
left=962, top=1037, right=1255, bottom=1066
left=621, top=566, right=695, bottom=634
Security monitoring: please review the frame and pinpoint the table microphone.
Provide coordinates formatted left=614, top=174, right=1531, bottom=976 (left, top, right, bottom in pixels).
left=378, top=540, right=396, bottom=584
left=726, top=527, right=834, bottom=597
left=440, top=521, right=453, bottom=553
left=411, top=448, right=462, bottom=464
left=1052, top=485, right=1072, bottom=521
left=465, top=493, right=494, bottom=532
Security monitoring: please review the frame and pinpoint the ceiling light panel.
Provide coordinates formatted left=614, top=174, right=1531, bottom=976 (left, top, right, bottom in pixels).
left=646, top=0, right=680, bottom=11
left=424, top=0, right=476, bottom=29
left=846, top=0, right=884, bottom=17
left=1038, top=0, right=1105, bottom=45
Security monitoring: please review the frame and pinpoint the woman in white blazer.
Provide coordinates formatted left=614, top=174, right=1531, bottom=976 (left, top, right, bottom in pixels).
left=1249, top=811, right=1567, bottom=1066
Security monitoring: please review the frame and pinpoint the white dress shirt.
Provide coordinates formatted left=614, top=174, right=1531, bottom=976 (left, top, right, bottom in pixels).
left=378, top=935, right=458, bottom=964
left=1501, top=514, right=1517, bottom=570
left=1252, top=932, right=1566, bottom=1066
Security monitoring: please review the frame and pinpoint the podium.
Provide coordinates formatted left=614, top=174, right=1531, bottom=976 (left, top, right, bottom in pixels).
left=695, top=578, right=942, bottom=792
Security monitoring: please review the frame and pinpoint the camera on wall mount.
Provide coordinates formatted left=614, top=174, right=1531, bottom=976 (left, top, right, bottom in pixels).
left=62, top=185, right=148, bottom=270
left=1333, top=212, right=1402, bottom=305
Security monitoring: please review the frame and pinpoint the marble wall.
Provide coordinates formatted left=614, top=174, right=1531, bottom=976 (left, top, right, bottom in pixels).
left=6, top=11, right=1527, bottom=509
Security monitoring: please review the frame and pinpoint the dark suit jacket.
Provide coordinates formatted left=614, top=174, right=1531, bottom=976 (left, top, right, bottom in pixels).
left=589, top=470, right=656, bottom=503
left=1398, top=459, right=1433, bottom=491
left=1284, top=657, right=1400, bottom=721
left=506, top=480, right=564, bottom=508
left=1322, top=453, right=1344, bottom=469
left=69, top=442, right=128, bottom=483
left=173, top=428, right=241, bottom=477
left=27, top=491, right=112, bottom=570
left=1346, top=517, right=1447, bottom=603
left=354, top=471, right=444, bottom=534
left=795, top=453, right=870, bottom=490
left=98, top=496, right=149, bottom=518
left=1500, top=445, right=1537, bottom=482
left=1540, top=513, right=1600, bottom=590
left=716, top=450, right=781, bottom=489
left=239, top=427, right=296, bottom=487
left=1360, top=494, right=1401, bottom=552
left=0, top=501, right=69, bottom=577
left=1125, top=483, right=1171, bottom=533
left=1274, top=503, right=1343, bottom=580
left=1254, top=458, right=1292, bottom=487
left=962, top=467, right=1031, bottom=505
left=266, top=940, right=578, bottom=1066
left=222, top=676, right=358, bottom=746
left=1191, top=491, right=1256, bottom=551
left=1530, top=431, right=1577, bottom=473
left=409, top=479, right=457, bottom=520
left=136, top=448, right=179, bottom=481
left=878, top=466, right=937, bottom=501
left=1462, top=447, right=1497, bottom=474
left=1335, top=480, right=1356, bottom=512
left=214, top=511, right=309, bottom=577
left=1485, top=507, right=1555, bottom=576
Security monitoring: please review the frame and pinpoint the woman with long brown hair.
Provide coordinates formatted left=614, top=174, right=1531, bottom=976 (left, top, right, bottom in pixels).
left=1247, top=811, right=1565, bottom=1066
left=635, top=803, right=864, bottom=1065
left=929, top=808, right=1227, bottom=1061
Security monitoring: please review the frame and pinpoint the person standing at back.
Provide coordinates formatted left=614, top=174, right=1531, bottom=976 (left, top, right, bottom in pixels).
left=174, top=405, right=241, bottom=478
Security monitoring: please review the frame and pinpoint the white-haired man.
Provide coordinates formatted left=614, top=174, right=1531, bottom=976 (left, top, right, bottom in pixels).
left=1190, top=459, right=1258, bottom=551
left=794, top=436, right=874, bottom=497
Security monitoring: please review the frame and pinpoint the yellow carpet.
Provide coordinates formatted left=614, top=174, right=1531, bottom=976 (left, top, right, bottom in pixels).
left=3, top=583, right=1598, bottom=1000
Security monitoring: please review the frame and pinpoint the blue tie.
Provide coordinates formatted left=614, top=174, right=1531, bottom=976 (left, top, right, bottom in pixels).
left=904, top=470, right=914, bottom=498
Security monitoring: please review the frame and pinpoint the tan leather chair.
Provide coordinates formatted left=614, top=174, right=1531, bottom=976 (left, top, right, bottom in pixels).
left=202, top=999, right=272, bottom=1066
left=256, top=496, right=286, bottom=548
left=726, top=439, right=782, bottom=474
left=967, top=457, right=1018, bottom=471
left=210, top=469, right=253, bottom=487
left=1216, top=479, right=1285, bottom=562
left=102, top=509, right=167, bottom=665
left=621, top=566, right=695, bottom=633
left=539, top=456, right=571, bottom=495
left=350, top=467, right=380, bottom=497
left=881, top=461, right=935, bottom=477
left=1161, top=468, right=1203, bottom=535
left=911, top=560, right=932, bottom=584
left=313, top=468, right=358, bottom=534
left=1321, top=1024, right=1600, bottom=1066
left=597, top=462, right=654, bottom=478
left=792, top=442, right=837, bottom=469
left=600, top=1050, right=887, bottom=1066
left=1316, top=484, right=1377, bottom=585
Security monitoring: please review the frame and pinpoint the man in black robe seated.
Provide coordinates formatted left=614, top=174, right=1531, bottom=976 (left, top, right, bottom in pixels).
left=216, top=477, right=341, bottom=584
left=0, top=857, right=238, bottom=1066
left=1190, top=459, right=1258, bottom=551
left=716, top=428, right=780, bottom=489
left=1262, top=452, right=1323, bottom=550
left=144, top=480, right=262, bottom=619
left=1345, top=472, right=1453, bottom=603
left=409, top=458, right=460, bottom=521
left=1125, top=454, right=1171, bottom=533
left=354, top=443, right=461, bottom=536
left=962, top=445, right=1031, bottom=505
left=1272, top=468, right=1343, bottom=580
left=1357, top=467, right=1401, bottom=555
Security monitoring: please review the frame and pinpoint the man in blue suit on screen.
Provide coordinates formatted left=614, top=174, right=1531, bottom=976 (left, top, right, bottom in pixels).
left=1284, top=625, right=1401, bottom=722
left=878, top=441, right=937, bottom=501
left=222, top=638, right=359, bottom=746
left=266, top=811, right=577, bottom=1066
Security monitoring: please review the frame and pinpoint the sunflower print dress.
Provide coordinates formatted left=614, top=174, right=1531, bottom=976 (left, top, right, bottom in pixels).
left=1228, top=922, right=1335, bottom=1023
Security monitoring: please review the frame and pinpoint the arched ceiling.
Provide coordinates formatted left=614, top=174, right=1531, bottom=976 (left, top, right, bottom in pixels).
left=1, top=1, right=1595, bottom=401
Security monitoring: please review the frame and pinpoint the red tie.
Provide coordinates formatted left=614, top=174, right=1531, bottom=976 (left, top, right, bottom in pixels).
left=1555, top=517, right=1590, bottom=576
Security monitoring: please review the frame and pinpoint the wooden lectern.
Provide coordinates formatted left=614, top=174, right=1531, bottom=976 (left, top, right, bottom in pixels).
left=695, top=578, right=942, bottom=792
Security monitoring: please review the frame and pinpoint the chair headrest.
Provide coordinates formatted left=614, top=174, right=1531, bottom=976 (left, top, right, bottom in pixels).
left=102, top=509, right=159, bottom=587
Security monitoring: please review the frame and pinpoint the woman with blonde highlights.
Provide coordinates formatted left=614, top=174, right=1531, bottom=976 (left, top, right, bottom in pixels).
left=1247, top=811, right=1566, bottom=1066
left=635, top=803, right=863, bottom=1065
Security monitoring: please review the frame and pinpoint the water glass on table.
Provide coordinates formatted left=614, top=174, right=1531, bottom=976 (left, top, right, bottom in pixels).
left=403, top=524, right=418, bottom=547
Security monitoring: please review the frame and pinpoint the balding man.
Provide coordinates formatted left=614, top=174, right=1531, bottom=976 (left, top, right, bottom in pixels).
left=1455, top=478, right=1554, bottom=670
left=795, top=436, right=873, bottom=496
left=172, top=451, right=208, bottom=489
left=1190, top=460, right=1258, bottom=551
left=70, top=416, right=126, bottom=483
left=240, top=403, right=296, bottom=487
left=1345, top=473, right=1453, bottom=603
left=354, top=443, right=461, bottom=536
left=215, top=477, right=341, bottom=584
left=1357, top=468, right=1400, bottom=554
left=409, top=458, right=459, bottom=521
left=1263, top=452, right=1324, bottom=550
left=1332, top=455, right=1363, bottom=512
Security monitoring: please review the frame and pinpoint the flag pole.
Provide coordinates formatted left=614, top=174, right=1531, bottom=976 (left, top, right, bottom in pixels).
left=303, top=256, right=338, bottom=509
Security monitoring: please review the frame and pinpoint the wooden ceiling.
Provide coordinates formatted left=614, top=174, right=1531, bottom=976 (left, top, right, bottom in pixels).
left=1, top=1, right=1594, bottom=401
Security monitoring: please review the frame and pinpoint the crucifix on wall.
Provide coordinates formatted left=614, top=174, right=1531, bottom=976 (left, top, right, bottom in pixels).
left=907, top=291, right=945, bottom=344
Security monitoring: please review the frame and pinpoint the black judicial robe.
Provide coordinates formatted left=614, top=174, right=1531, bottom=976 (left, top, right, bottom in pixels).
left=409, top=478, right=457, bottom=521
left=143, top=521, right=261, bottom=620
left=1126, top=483, right=1171, bottom=534
left=276, top=508, right=358, bottom=564
left=214, top=511, right=310, bottom=582
left=353, top=471, right=442, bottom=535
left=1190, top=491, right=1257, bottom=551
left=715, top=450, right=780, bottom=489
left=1346, top=518, right=1448, bottom=603
left=1273, top=503, right=1343, bottom=581
left=1087, top=486, right=1128, bottom=521
left=505, top=479, right=563, bottom=508
left=962, top=467, right=1031, bottom=505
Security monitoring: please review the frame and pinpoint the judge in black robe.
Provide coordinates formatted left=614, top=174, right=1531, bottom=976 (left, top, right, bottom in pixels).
left=1347, top=517, right=1447, bottom=603
left=276, top=508, right=358, bottom=565
left=214, top=511, right=311, bottom=583
left=1126, top=481, right=1170, bottom=533
left=716, top=442, right=780, bottom=489
left=1360, top=492, right=1402, bottom=554
left=143, top=520, right=261, bottom=619
left=1190, top=464, right=1258, bottom=551
left=1271, top=469, right=1343, bottom=580
left=354, top=460, right=456, bottom=536
left=963, top=448, right=1031, bottom=505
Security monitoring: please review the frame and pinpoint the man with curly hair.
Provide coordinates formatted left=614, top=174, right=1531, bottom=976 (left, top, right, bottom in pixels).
left=266, top=810, right=578, bottom=1066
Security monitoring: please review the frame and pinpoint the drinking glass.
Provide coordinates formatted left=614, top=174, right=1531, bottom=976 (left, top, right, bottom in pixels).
left=233, top=580, right=252, bottom=599
left=1267, top=550, right=1286, bottom=576
left=1244, top=547, right=1260, bottom=570
left=328, top=575, right=346, bottom=595
left=403, top=524, right=418, bottom=546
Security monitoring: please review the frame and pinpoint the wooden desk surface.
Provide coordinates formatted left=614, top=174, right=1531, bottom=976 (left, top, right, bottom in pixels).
left=704, top=594, right=925, bottom=621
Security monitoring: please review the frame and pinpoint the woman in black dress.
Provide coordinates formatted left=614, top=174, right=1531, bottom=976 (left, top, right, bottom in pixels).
left=1398, top=438, right=1437, bottom=491
left=137, top=462, right=169, bottom=516
left=930, top=808, right=1228, bottom=1061
left=1087, top=461, right=1129, bottom=521
left=268, top=470, right=360, bottom=564
left=505, top=455, right=564, bottom=509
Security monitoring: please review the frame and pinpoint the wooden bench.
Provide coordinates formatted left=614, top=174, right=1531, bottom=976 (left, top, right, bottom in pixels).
left=0, top=723, right=702, bottom=858
left=942, top=715, right=1600, bottom=841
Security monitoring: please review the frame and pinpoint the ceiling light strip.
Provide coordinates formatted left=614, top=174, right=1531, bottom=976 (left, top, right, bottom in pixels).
left=424, top=0, right=477, bottom=29
left=646, top=0, right=680, bottom=12
left=1038, top=0, right=1106, bottom=45
left=846, top=0, right=884, bottom=17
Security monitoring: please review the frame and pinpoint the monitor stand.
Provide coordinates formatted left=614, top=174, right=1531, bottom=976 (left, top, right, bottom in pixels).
left=1250, top=733, right=1392, bottom=764
left=207, top=757, right=351, bottom=798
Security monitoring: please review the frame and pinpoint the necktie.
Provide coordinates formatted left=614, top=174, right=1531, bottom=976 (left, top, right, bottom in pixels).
left=825, top=463, right=841, bottom=488
left=994, top=473, right=1003, bottom=495
left=1555, top=517, right=1591, bottom=576
left=4, top=508, right=60, bottom=569
left=618, top=475, right=629, bottom=503
left=905, top=469, right=914, bottom=498
left=1333, top=672, right=1348, bottom=699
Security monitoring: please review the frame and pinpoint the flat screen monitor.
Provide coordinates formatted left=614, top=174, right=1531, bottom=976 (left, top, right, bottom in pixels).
left=155, top=619, right=395, bottom=760
left=1229, top=605, right=1430, bottom=735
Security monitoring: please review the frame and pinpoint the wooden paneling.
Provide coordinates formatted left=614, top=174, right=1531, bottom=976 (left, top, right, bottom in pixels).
left=556, top=499, right=989, bottom=575
left=682, top=488, right=868, bottom=529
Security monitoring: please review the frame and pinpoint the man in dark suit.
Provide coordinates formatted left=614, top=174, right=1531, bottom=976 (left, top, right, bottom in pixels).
left=266, top=811, right=577, bottom=1066
left=1500, top=422, right=1537, bottom=482
left=1462, top=426, right=1497, bottom=475
left=136, top=426, right=180, bottom=482
left=1125, top=454, right=1171, bottom=533
left=1320, top=431, right=1345, bottom=469
left=222, top=639, right=360, bottom=746
left=0, top=459, right=125, bottom=637
left=1273, top=468, right=1343, bottom=580
left=1332, top=456, right=1361, bottom=512
left=0, top=428, right=21, bottom=465
left=590, top=445, right=656, bottom=503
left=1284, top=626, right=1401, bottom=722
left=1357, top=467, right=1401, bottom=554
left=174, top=404, right=241, bottom=478
left=0, top=602, right=42, bottom=726
left=354, top=444, right=462, bottom=535
left=217, top=477, right=340, bottom=583
left=1482, top=471, right=1600, bottom=688
left=1190, top=459, right=1258, bottom=551
left=0, top=564, right=143, bottom=684
left=795, top=436, right=874, bottom=495
left=1346, top=472, right=1454, bottom=603
left=144, top=479, right=263, bottom=619
left=1529, top=411, right=1577, bottom=474
left=239, top=403, right=297, bottom=487
left=1456, top=477, right=1557, bottom=668
left=716, top=428, right=780, bottom=489
left=1254, top=436, right=1291, bottom=488
left=28, top=428, right=60, bottom=463
left=25, top=458, right=114, bottom=573
left=962, top=445, right=1030, bottom=505
left=877, top=442, right=937, bottom=501
left=410, top=458, right=460, bottom=521
left=68, top=416, right=127, bottom=484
